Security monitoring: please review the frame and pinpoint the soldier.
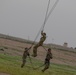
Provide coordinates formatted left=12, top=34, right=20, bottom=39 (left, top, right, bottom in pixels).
left=32, top=30, right=46, bottom=57
left=21, top=47, right=31, bottom=68
left=42, top=48, right=53, bottom=72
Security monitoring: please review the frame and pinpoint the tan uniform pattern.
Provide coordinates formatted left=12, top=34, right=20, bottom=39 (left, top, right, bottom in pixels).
left=33, top=31, right=46, bottom=57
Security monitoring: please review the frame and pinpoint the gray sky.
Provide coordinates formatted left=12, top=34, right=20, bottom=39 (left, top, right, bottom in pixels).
left=0, top=0, right=76, bottom=47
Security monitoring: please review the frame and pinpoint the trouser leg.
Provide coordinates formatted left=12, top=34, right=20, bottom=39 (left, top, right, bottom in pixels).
left=33, top=44, right=39, bottom=57
left=33, top=47, right=37, bottom=57
left=21, top=59, right=26, bottom=68
left=42, top=61, right=50, bottom=72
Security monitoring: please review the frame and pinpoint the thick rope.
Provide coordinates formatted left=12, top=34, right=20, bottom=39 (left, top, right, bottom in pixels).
left=28, top=0, right=59, bottom=69
left=34, top=64, right=45, bottom=70
left=42, top=0, right=51, bottom=31
left=30, top=0, right=59, bottom=48
left=28, top=56, right=34, bottom=69
left=44, top=0, right=59, bottom=26
left=30, top=0, right=51, bottom=48
left=42, top=46, right=47, bottom=51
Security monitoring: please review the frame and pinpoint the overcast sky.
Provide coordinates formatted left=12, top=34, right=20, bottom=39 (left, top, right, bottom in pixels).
left=0, top=0, right=76, bottom=47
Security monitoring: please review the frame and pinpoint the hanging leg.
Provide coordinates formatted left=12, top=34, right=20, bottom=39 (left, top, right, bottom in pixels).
left=32, top=46, right=37, bottom=57
left=32, top=44, right=39, bottom=57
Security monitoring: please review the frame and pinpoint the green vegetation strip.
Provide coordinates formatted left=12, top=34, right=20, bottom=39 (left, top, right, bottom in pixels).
left=0, top=54, right=76, bottom=75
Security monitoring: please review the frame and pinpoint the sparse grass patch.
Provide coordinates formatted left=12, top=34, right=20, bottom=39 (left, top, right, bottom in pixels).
left=0, top=54, right=76, bottom=75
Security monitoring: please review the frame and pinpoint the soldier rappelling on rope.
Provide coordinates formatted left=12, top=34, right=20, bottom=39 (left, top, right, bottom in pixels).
left=31, top=0, right=59, bottom=57
left=32, top=30, right=46, bottom=57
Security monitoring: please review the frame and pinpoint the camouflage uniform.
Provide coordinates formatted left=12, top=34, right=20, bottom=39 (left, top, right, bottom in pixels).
left=21, top=47, right=30, bottom=68
left=33, top=31, right=46, bottom=57
left=42, top=48, right=52, bottom=72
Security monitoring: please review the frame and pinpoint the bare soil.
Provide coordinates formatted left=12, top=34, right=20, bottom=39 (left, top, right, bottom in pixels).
left=0, top=73, right=10, bottom=75
left=0, top=38, right=76, bottom=66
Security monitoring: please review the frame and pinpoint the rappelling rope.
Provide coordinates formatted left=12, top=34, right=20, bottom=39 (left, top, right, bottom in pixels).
left=28, top=0, right=51, bottom=68
left=30, top=0, right=59, bottom=48
left=42, top=0, right=51, bottom=31
left=30, top=0, right=51, bottom=48
left=44, top=0, right=59, bottom=26
left=28, top=0, right=59, bottom=69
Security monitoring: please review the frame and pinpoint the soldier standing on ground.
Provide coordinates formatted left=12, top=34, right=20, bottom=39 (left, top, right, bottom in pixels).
left=21, top=47, right=31, bottom=68
left=42, top=48, right=53, bottom=72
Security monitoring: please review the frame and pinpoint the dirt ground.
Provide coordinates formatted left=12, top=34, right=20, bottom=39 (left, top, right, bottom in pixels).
left=0, top=38, right=76, bottom=66
left=0, top=73, right=10, bottom=75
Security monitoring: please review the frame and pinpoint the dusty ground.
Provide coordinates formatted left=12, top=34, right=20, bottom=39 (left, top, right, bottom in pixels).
left=0, top=38, right=76, bottom=66
left=0, top=73, right=10, bottom=75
